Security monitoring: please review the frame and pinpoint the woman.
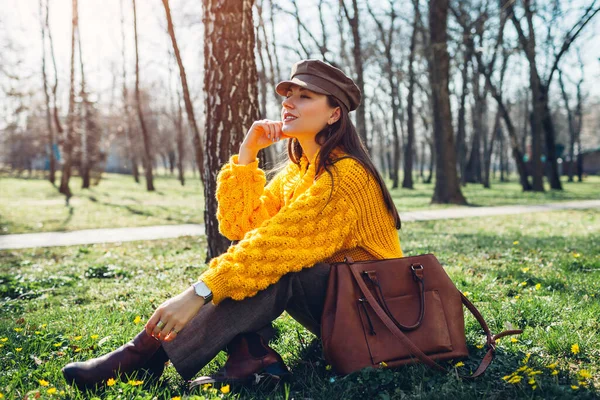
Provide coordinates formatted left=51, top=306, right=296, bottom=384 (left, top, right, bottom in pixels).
left=62, top=59, right=403, bottom=389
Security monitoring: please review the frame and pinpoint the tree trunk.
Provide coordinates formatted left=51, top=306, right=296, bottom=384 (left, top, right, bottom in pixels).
left=59, top=0, right=78, bottom=202
left=39, top=0, right=56, bottom=185
left=162, top=0, right=205, bottom=179
left=77, top=20, right=91, bottom=189
left=176, top=91, right=185, bottom=186
left=120, top=0, right=139, bottom=183
left=541, top=99, right=562, bottom=189
left=456, top=36, right=470, bottom=185
left=503, top=0, right=544, bottom=191
left=472, top=50, right=531, bottom=191
left=132, top=0, right=155, bottom=191
left=558, top=70, right=575, bottom=182
left=403, top=0, right=419, bottom=189
left=428, top=0, right=466, bottom=204
left=203, top=0, right=261, bottom=261
left=465, top=58, right=483, bottom=184
left=341, top=0, right=368, bottom=149
left=46, top=0, right=63, bottom=177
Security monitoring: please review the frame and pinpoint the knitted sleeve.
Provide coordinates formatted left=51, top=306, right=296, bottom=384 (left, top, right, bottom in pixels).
left=215, top=155, right=286, bottom=241
left=200, top=160, right=362, bottom=304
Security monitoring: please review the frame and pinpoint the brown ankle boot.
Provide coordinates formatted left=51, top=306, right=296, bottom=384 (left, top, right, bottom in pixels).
left=62, top=330, right=166, bottom=390
left=190, top=332, right=290, bottom=388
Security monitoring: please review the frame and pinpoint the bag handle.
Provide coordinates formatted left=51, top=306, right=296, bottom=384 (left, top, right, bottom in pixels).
left=365, top=266, right=426, bottom=331
left=347, top=259, right=522, bottom=378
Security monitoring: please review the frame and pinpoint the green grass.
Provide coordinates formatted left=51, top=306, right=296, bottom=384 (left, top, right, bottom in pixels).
left=0, top=171, right=204, bottom=235
left=1, top=209, right=598, bottom=399
left=1, top=170, right=599, bottom=235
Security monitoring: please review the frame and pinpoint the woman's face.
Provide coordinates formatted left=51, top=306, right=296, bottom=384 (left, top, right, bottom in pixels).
left=280, top=84, right=339, bottom=139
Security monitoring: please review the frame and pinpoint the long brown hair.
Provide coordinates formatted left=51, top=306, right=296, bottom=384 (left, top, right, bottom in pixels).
left=285, top=95, right=401, bottom=230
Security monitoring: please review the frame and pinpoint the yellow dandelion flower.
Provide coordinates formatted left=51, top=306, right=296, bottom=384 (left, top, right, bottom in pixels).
left=552, top=370, right=558, bottom=375
left=528, top=378, right=535, bottom=385
left=573, top=253, right=580, bottom=258
left=476, top=344, right=484, bottom=349
left=90, top=335, right=99, bottom=340
left=528, top=370, right=542, bottom=376
left=35, top=331, right=41, bottom=335
left=221, top=384, right=230, bottom=394
left=202, top=383, right=212, bottom=390
left=571, top=343, right=580, bottom=355
left=74, top=336, right=82, bottom=341
left=14, top=328, right=23, bottom=332
left=535, top=283, right=541, bottom=290
left=74, top=348, right=82, bottom=353
left=511, top=338, right=518, bottom=343
left=106, top=378, right=116, bottom=386
left=39, top=379, right=50, bottom=387
left=514, top=295, right=520, bottom=299
left=128, top=380, right=143, bottom=386
left=0, top=344, right=3, bottom=348
left=0, top=393, right=4, bottom=398
left=47, top=388, right=57, bottom=395
left=571, top=385, right=579, bottom=390
left=41, top=324, right=47, bottom=328
left=513, top=241, right=519, bottom=245
left=59, top=391, right=64, bottom=396
left=520, top=281, right=527, bottom=287
left=1, top=338, right=8, bottom=342
left=53, top=343, right=62, bottom=347
left=578, top=370, right=592, bottom=379
left=455, top=362, right=464, bottom=367
left=508, top=375, right=522, bottom=384
left=380, top=361, right=388, bottom=367
left=546, top=362, right=558, bottom=369
left=532, top=385, right=537, bottom=390
left=462, top=292, right=470, bottom=297
left=521, top=267, right=529, bottom=273
left=171, top=397, right=181, bottom=400
left=15, top=348, right=22, bottom=352
left=134, top=315, right=141, bottom=325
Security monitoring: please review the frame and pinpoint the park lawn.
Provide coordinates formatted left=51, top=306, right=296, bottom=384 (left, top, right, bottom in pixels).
left=0, top=209, right=598, bottom=399
left=0, top=172, right=205, bottom=235
left=1, top=169, right=599, bottom=235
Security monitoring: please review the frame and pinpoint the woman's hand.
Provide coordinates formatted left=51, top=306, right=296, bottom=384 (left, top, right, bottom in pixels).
left=145, top=286, right=205, bottom=342
left=242, top=119, right=289, bottom=152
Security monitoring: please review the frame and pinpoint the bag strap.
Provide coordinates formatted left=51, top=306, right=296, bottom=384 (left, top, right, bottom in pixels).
left=348, top=263, right=522, bottom=378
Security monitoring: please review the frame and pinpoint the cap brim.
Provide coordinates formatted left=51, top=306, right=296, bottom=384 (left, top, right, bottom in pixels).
left=275, top=78, right=331, bottom=97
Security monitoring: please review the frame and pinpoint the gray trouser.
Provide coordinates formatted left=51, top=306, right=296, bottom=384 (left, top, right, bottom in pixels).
left=162, top=263, right=331, bottom=380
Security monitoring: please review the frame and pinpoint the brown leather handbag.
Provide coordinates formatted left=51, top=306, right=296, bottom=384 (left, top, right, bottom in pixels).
left=320, top=254, right=522, bottom=377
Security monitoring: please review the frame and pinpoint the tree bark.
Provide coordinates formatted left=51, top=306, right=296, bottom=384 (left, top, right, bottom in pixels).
left=39, top=0, right=56, bottom=185
left=162, top=0, right=205, bottom=179
left=59, top=0, right=78, bottom=202
left=132, top=0, right=155, bottom=191
left=472, top=49, right=531, bottom=191
left=403, top=0, right=419, bottom=189
left=341, top=0, right=368, bottom=149
left=428, top=0, right=466, bottom=204
left=120, top=0, right=139, bottom=183
left=367, top=1, right=400, bottom=188
left=77, top=20, right=91, bottom=189
left=176, top=91, right=185, bottom=186
left=203, top=0, right=261, bottom=261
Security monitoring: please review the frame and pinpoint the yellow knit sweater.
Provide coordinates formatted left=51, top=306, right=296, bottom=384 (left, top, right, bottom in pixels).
left=200, top=148, right=403, bottom=304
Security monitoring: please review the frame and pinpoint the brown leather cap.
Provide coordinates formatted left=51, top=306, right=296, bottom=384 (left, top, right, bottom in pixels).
left=276, top=59, right=361, bottom=111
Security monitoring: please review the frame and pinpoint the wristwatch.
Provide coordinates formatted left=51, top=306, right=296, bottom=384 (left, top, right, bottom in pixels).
left=192, top=280, right=213, bottom=303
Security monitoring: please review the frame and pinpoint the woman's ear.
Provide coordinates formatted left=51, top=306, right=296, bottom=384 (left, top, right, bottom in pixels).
left=328, top=107, right=341, bottom=125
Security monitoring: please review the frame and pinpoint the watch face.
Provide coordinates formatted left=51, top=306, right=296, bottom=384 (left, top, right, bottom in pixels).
left=195, top=282, right=211, bottom=297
